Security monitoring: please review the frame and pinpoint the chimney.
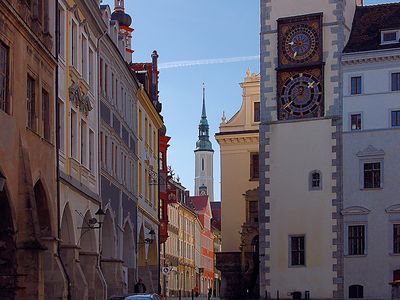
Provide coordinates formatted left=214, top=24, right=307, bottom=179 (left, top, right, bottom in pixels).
left=356, top=0, right=363, bottom=6
left=151, top=50, right=159, bottom=104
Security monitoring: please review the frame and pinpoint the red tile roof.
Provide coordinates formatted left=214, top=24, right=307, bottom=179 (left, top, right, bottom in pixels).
left=344, top=3, right=400, bottom=53
left=189, top=195, right=209, bottom=214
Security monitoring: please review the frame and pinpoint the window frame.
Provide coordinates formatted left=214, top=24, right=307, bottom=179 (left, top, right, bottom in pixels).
left=347, top=224, right=366, bottom=256
left=349, top=284, right=364, bottom=298
left=361, top=161, right=382, bottom=190
left=289, top=235, right=306, bottom=267
left=0, top=41, right=9, bottom=114
left=381, top=30, right=399, bottom=45
left=253, top=101, right=260, bottom=123
left=391, top=72, right=400, bottom=92
left=27, top=74, right=37, bottom=131
left=391, top=110, right=400, bottom=128
left=394, top=223, right=400, bottom=254
left=250, top=152, right=259, bottom=181
left=350, top=113, right=362, bottom=131
left=309, top=170, right=322, bottom=191
left=42, top=88, right=51, bottom=141
left=350, top=76, right=362, bottom=95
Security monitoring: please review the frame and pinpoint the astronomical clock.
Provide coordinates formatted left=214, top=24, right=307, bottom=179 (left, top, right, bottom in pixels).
left=277, top=13, right=324, bottom=120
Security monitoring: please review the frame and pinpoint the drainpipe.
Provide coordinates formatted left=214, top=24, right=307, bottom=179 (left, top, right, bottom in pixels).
left=55, top=2, right=71, bottom=299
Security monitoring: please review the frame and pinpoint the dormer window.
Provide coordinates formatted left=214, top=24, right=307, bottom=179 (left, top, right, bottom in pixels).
left=381, top=30, right=400, bottom=45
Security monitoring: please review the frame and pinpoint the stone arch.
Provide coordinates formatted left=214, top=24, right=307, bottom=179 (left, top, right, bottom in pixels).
left=33, top=179, right=52, bottom=237
left=123, top=220, right=136, bottom=293
left=61, top=203, right=75, bottom=245
left=0, top=179, right=17, bottom=299
left=101, top=209, right=116, bottom=258
left=138, top=225, right=146, bottom=267
left=80, top=210, right=97, bottom=253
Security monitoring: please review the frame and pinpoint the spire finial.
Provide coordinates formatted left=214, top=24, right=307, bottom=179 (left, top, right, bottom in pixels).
left=115, top=0, right=125, bottom=11
left=202, top=83, right=207, bottom=119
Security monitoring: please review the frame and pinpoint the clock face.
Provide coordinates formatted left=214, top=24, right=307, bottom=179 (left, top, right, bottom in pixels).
left=278, top=14, right=323, bottom=68
left=200, top=189, right=207, bottom=196
left=278, top=69, right=324, bottom=120
left=282, top=24, right=318, bottom=64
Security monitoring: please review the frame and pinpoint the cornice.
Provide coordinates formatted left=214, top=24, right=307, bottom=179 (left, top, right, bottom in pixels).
left=136, top=87, right=164, bottom=129
left=342, top=49, right=400, bottom=66
left=216, top=135, right=259, bottom=145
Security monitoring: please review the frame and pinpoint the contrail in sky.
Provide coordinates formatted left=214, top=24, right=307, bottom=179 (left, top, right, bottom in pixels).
left=158, top=55, right=260, bottom=69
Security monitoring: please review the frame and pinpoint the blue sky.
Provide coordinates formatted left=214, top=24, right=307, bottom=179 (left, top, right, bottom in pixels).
left=102, top=0, right=397, bottom=200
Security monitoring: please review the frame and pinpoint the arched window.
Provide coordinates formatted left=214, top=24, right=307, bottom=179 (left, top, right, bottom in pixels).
left=349, top=285, right=364, bottom=298
left=202, top=158, right=204, bottom=171
left=309, top=170, right=322, bottom=190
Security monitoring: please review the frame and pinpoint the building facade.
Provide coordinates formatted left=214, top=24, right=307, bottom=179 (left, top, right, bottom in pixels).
left=190, top=195, right=215, bottom=296
left=259, top=0, right=357, bottom=298
left=0, top=0, right=63, bottom=298
left=342, top=3, right=400, bottom=298
left=98, top=2, right=138, bottom=297
left=57, top=0, right=108, bottom=299
left=132, top=53, right=163, bottom=293
left=194, top=86, right=214, bottom=201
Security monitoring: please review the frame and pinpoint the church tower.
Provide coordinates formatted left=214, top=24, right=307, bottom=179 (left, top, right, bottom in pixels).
left=194, top=85, right=214, bottom=201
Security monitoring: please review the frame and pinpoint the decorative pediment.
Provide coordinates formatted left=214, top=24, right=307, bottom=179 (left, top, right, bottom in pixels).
left=385, top=204, right=400, bottom=214
left=356, top=145, right=385, bottom=157
left=68, top=83, right=93, bottom=116
left=341, top=206, right=371, bottom=216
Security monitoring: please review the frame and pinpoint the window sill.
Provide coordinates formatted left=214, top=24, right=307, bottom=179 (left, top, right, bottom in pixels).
left=26, top=126, right=40, bottom=137
left=288, top=265, right=306, bottom=268
left=360, top=187, right=383, bottom=191
left=344, top=254, right=367, bottom=258
left=389, top=253, right=400, bottom=256
left=249, top=177, right=259, bottom=182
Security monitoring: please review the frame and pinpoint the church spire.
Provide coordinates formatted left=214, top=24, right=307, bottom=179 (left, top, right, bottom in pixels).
left=195, top=84, right=213, bottom=152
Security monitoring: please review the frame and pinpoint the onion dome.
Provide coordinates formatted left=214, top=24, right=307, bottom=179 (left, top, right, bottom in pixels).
left=111, top=10, right=132, bottom=27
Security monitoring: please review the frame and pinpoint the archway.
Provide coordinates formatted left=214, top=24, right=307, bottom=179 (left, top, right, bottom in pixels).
left=123, top=222, right=136, bottom=293
left=138, top=225, right=146, bottom=267
left=80, top=210, right=105, bottom=299
left=33, top=180, right=52, bottom=237
left=0, top=183, right=16, bottom=299
left=101, top=210, right=116, bottom=259
left=60, top=204, right=88, bottom=299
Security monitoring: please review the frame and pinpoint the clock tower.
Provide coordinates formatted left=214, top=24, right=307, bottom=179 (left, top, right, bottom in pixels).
left=259, top=0, right=356, bottom=298
left=194, top=85, right=214, bottom=201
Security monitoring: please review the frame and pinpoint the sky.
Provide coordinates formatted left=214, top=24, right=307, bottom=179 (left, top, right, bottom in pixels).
left=102, top=0, right=397, bottom=200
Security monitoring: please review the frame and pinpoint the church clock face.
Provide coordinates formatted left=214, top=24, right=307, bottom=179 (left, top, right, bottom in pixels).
left=282, top=24, right=319, bottom=64
left=277, top=68, right=324, bottom=120
left=278, top=13, right=323, bottom=67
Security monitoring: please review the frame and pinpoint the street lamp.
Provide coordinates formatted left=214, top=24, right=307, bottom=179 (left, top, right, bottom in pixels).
left=77, top=207, right=106, bottom=230
left=139, top=228, right=156, bottom=244
left=0, top=172, right=6, bottom=192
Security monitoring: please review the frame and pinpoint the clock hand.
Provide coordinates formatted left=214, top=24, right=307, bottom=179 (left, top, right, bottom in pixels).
left=308, top=81, right=315, bottom=88
left=288, top=41, right=294, bottom=46
left=283, top=101, right=293, bottom=109
left=293, top=52, right=297, bottom=58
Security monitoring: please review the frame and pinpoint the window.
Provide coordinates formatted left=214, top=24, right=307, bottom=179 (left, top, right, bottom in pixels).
left=349, top=285, right=364, bottom=298
left=381, top=30, right=399, bottom=44
left=81, top=120, right=87, bottom=166
left=89, top=129, right=94, bottom=172
left=348, top=225, right=365, bottom=255
left=58, top=100, right=65, bottom=152
left=290, top=236, right=305, bottom=266
left=89, top=48, right=94, bottom=91
left=351, top=76, right=362, bottom=95
left=351, top=114, right=362, bottom=130
left=42, top=89, right=50, bottom=141
left=57, top=5, right=66, bottom=59
left=363, top=162, right=381, bottom=189
left=70, top=109, right=77, bottom=159
left=254, top=102, right=260, bottom=122
left=310, top=171, right=322, bottom=190
left=250, top=153, right=259, bottom=180
left=391, top=110, right=400, bottom=127
left=71, top=21, right=78, bottom=68
left=27, top=75, right=36, bottom=131
left=159, top=151, right=164, bottom=170
left=111, top=141, right=115, bottom=173
left=82, top=35, right=88, bottom=81
left=105, top=64, right=108, bottom=98
left=0, top=42, right=9, bottom=113
left=104, top=135, right=108, bottom=168
left=99, top=58, right=103, bottom=94
left=392, top=73, right=400, bottom=91
left=202, top=158, right=204, bottom=171
left=138, top=109, right=142, bottom=139
left=394, top=224, right=400, bottom=254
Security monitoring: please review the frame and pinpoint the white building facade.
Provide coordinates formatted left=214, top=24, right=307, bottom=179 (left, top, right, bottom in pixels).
left=342, top=4, right=400, bottom=298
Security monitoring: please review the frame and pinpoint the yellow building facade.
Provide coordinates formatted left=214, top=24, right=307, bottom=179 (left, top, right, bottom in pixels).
left=136, top=78, right=163, bottom=292
left=216, top=69, right=260, bottom=252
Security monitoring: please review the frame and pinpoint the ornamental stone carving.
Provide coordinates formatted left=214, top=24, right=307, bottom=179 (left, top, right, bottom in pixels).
left=68, top=82, right=93, bottom=116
